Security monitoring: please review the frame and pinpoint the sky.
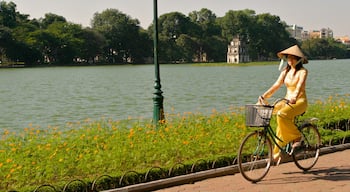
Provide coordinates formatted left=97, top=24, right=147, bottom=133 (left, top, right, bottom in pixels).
left=8, top=0, right=350, bottom=37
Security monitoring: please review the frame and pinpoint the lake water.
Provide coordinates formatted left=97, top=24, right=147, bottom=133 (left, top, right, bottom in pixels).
left=1, top=59, right=349, bottom=131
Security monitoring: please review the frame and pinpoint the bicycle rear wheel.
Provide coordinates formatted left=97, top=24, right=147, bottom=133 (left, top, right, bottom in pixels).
left=292, top=123, right=321, bottom=171
left=237, top=131, right=272, bottom=183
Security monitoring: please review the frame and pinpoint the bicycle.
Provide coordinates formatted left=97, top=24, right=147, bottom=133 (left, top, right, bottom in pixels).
left=237, top=98, right=321, bottom=183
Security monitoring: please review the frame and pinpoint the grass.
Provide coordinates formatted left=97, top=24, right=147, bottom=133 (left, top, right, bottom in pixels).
left=1, top=94, right=350, bottom=191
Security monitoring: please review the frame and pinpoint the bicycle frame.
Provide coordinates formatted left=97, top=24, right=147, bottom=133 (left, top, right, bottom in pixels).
left=261, top=114, right=317, bottom=155
left=260, top=99, right=306, bottom=153
left=262, top=125, right=292, bottom=154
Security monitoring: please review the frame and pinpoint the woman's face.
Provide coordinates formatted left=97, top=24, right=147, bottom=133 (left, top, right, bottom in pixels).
left=287, top=55, right=298, bottom=67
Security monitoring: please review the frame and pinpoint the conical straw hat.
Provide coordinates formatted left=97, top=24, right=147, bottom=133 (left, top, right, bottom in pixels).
left=277, top=45, right=308, bottom=64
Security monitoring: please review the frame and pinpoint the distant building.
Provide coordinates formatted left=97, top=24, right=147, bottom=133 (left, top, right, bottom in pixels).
left=321, top=28, right=334, bottom=38
left=287, top=24, right=304, bottom=41
left=309, top=28, right=334, bottom=39
left=309, top=30, right=321, bottom=39
left=301, top=31, right=310, bottom=41
left=227, top=37, right=250, bottom=63
left=335, top=36, right=350, bottom=47
left=286, top=25, right=335, bottom=41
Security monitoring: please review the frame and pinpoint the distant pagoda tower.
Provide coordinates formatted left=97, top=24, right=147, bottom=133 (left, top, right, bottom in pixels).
left=227, top=36, right=250, bottom=63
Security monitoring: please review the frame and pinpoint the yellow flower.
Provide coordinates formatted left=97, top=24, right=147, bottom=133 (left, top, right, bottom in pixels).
left=128, top=129, right=135, bottom=138
left=0, top=162, right=3, bottom=167
left=49, top=150, right=57, bottom=159
left=3, top=129, right=9, bottom=136
left=6, top=159, right=12, bottom=163
left=76, top=154, right=83, bottom=160
left=223, top=116, right=229, bottom=123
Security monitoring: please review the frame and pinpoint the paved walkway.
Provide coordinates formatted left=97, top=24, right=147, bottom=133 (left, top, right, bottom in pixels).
left=154, top=149, right=350, bottom=192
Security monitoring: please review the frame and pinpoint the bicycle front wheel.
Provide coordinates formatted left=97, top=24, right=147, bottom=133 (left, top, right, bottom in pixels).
left=237, top=131, right=272, bottom=183
left=292, top=123, right=321, bottom=171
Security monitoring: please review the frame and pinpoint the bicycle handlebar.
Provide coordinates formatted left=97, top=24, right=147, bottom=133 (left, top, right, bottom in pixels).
left=271, top=98, right=290, bottom=106
left=261, top=98, right=293, bottom=108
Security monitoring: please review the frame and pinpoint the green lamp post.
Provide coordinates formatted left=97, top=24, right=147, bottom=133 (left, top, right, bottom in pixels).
left=153, top=0, right=164, bottom=124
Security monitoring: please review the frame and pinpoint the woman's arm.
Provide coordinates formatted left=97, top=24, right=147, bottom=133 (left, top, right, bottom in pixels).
left=261, top=70, right=286, bottom=99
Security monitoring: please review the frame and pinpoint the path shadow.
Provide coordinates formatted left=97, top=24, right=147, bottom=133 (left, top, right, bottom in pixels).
left=261, top=165, right=350, bottom=184
left=297, top=166, right=350, bottom=181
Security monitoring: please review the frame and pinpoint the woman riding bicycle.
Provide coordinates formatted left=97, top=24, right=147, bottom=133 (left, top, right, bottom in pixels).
left=258, top=44, right=309, bottom=163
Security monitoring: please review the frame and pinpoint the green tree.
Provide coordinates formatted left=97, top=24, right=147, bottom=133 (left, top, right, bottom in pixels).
left=28, top=29, right=58, bottom=64
left=175, top=34, right=196, bottom=62
left=31, top=14, right=107, bottom=65
left=150, top=12, right=198, bottom=63
left=189, top=8, right=225, bottom=62
left=92, top=8, right=146, bottom=64
left=203, top=35, right=227, bottom=62
left=0, top=26, right=14, bottom=62
left=0, top=2, right=41, bottom=65
left=219, top=10, right=295, bottom=61
left=0, top=1, right=17, bottom=28
left=132, top=28, right=153, bottom=64
left=45, top=22, right=85, bottom=64
left=219, top=9, right=256, bottom=42
left=250, top=13, right=296, bottom=60
left=78, top=28, right=107, bottom=64
left=40, top=13, right=67, bottom=28
left=10, top=22, right=42, bottom=65
left=301, top=38, right=348, bottom=60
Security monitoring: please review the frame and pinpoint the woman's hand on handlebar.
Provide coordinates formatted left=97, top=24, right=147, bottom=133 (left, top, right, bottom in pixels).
left=258, top=95, right=266, bottom=105
left=289, top=98, right=296, bottom=104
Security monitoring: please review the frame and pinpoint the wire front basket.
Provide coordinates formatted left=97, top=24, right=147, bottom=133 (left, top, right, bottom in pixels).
left=245, top=104, right=274, bottom=127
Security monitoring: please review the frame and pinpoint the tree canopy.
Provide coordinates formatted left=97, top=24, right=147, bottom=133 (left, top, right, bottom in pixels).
left=0, top=1, right=348, bottom=66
